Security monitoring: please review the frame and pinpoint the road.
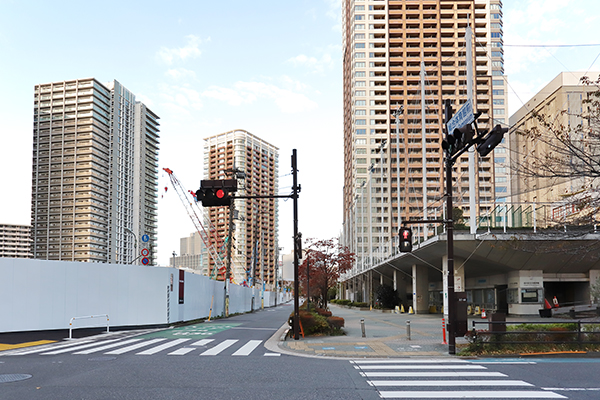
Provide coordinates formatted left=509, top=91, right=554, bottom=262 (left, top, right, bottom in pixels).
left=2, top=304, right=600, bottom=399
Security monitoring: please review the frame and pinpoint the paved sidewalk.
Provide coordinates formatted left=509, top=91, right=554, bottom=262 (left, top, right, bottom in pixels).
left=277, top=304, right=581, bottom=358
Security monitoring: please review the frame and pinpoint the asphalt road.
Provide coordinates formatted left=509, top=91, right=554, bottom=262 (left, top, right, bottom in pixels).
left=3, top=304, right=600, bottom=400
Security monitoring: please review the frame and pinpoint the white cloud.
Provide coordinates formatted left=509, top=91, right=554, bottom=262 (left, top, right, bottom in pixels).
left=202, top=81, right=318, bottom=113
left=158, top=83, right=203, bottom=114
left=157, top=35, right=206, bottom=65
left=287, top=47, right=338, bottom=74
left=165, top=68, right=197, bottom=80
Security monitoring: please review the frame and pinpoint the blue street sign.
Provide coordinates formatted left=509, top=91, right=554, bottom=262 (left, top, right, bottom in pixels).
left=141, top=234, right=149, bottom=243
left=446, top=99, right=474, bottom=134
left=141, top=257, right=149, bottom=265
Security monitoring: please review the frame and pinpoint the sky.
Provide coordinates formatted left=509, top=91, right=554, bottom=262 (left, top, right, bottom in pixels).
left=1, top=0, right=599, bottom=266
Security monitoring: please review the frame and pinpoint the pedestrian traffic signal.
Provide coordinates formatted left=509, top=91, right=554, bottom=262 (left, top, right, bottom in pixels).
left=196, top=179, right=237, bottom=207
left=477, top=124, right=508, bottom=157
left=399, top=227, right=413, bottom=253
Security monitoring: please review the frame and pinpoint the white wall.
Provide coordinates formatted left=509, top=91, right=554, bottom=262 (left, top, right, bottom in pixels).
left=0, top=258, right=291, bottom=333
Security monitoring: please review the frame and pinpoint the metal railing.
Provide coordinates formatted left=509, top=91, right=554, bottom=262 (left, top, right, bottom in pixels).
left=469, top=320, right=600, bottom=346
left=68, top=314, right=109, bottom=339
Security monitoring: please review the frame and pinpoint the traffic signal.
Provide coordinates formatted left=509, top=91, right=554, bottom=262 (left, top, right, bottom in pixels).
left=399, top=227, right=413, bottom=253
left=477, top=124, right=508, bottom=157
left=196, top=179, right=237, bottom=207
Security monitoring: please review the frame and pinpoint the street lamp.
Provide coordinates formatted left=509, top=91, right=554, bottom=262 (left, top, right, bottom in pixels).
left=124, top=227, right=137, bottom=264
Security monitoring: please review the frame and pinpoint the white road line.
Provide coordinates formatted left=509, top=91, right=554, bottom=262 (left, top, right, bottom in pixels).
left=7, top=340, right=94, bottom=355
left=542, top=388, right=600, bottom=391
left=378, top=390, right=566, bottom=399
left=74, top=339, right=142, bottom=354
left=136, top=339, right=190, bottom=355
left=190, top=339, right=214, bottom=346
left=473, top=361, right=537, bottom=365
left=168, top=347, right=196, bottom=356
left=357, top=365, right=486, bottom=370
left=361, top=371, right=507, bottom=378
left=264, top=353, right=281, bottom=357
left=41, top=339, right=122, bottom=355
left=352, top=359, right=469, bottom=364
left=232, top=340, right=262, bottom=356
left=105, top=338, right=166, bottom=355
left=200, top=339, right=238, bottom=356
left=368, top=380, right=534, bottom=387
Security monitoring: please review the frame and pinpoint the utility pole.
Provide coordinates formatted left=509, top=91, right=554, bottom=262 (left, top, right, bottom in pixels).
left=292, top=149, right=301, bottom=340
left=224, top=201, right=234, bottom=317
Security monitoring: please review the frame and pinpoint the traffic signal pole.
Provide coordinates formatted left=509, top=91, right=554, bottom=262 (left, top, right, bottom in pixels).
left=444, top=98, right=457, bottom=355
left=291, top=149, right=300, bottom=340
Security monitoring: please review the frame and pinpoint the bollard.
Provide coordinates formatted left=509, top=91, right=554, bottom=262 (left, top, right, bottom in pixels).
left=406, top=320, right=411, bottom=340
left=360, top=318, right=366, bottom=338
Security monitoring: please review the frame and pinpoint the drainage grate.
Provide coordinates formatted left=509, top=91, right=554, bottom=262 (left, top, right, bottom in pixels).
left=0, top=374, right=33, bottom=383
left=88, top=356, right=116, bottom=361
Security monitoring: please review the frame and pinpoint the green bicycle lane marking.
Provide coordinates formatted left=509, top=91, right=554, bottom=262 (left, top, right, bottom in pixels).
left=140, top=323, right=242, bottom=339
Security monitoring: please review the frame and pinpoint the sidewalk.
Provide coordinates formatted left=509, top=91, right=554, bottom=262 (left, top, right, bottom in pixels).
left=276, top=304, right=585, bottom=359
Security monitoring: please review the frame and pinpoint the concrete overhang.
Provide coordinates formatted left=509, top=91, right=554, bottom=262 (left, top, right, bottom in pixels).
left=351, top=230, right=600, bottom=283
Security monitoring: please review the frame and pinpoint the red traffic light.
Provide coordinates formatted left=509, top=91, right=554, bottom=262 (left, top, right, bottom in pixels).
left=215, top=189, right=225, bottom=199
left=402, top=229, right=410, bottom=240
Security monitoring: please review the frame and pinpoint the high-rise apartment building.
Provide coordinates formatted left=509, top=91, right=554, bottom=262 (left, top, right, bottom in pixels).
left=203, top=130, right=279, bottom=287
left=170, top=231, right=204, bottom=271
left=0, top=224, right=32, bottom=258
left=31, top=78, right=159, bottom=264
left=341, top=0, right=506, bottom=273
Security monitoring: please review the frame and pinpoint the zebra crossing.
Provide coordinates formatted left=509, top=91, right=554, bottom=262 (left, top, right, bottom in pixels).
left=1, top=336, right=279, bottom=358
left=351, top=359, right=567, bottom=399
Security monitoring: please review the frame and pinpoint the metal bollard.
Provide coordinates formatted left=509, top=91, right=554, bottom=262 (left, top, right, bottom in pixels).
left=360, top=318, right=366, bottom=337
left=406, top=320, right=411, bottom=340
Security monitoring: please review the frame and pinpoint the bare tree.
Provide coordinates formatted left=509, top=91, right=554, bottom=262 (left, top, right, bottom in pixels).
left=513, top=75, right=600, bottom=223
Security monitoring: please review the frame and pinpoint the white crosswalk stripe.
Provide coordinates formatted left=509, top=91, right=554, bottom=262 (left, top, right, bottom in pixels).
left=351, top=359, right=567, bottom=399
left=7, top=337, right=272, bottom=357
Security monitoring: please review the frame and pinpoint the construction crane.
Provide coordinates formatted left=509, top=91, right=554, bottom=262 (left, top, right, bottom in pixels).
left=163, top=168, right=226, bottom=279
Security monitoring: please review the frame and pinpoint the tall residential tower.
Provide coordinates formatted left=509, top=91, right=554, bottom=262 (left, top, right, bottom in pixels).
left=342, top=0, right=507, bottom=274
left=31, top=78, right=159, bottom=264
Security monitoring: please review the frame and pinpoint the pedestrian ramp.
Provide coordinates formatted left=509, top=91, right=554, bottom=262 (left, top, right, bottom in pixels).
left=351, top=359, right=566, bottom=399
left=1, top=337, right=280, bottom=358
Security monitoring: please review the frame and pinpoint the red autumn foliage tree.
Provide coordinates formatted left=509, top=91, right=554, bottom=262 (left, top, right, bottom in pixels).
left=298, top=238, right=355, bottom=309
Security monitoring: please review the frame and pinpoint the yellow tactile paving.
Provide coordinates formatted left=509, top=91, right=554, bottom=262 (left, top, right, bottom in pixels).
left=0, top=340, right=56, bottom=351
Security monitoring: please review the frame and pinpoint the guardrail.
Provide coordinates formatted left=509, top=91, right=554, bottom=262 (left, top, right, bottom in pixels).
left=469, top=320, right=600, bottom=346
left=69, top=314, right=109, bottom=339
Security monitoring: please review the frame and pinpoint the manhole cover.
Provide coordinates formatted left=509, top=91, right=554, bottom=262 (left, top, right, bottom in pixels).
left=88, top=356, right=116, bottom=361
left=0, top=374, right=32, bottom=383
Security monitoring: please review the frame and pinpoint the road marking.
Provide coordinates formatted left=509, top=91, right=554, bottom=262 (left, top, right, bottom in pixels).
left=6, top=340, right=94, bottom=355
left=378, top=390, right=566, bottom=398
left=73, top=339, right=142, bottom=354
left=136, top=339, right=190, bottom=355
left=368, top=380, right=533, bottom=387
left=0, top=340, right=56, bottom=351
left=264, top=353, right=281, bottom=357
left=41, top=339, right=122, bottom=355
left=232, top=340, right=262, bottom=356
left=168, top=347, right=196, bottom=356
left=190, top=339, right=214, bottom=346
left=105, top=338, right=166, bottom=355
left=357, top=365, right=486, bottom=370
left=543, top=388, right=600, bottom=391
left=200, top=339, right=238, bottom=356
left=352, top=359, right=469, bottom=364
left=230, top=327, right=278, bottom=331
left=361, top=371, right=507, bottom=378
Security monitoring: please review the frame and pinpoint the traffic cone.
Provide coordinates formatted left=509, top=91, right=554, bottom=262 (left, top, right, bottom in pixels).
left=553, top=296, right=559, bottom=308
left=408, top=306, right=415, bottom=314
left=400, top=304, right=406, bottom=313
left=544, top=298, right=552, bottom=309
left=481, top=308, right=487, bottom=319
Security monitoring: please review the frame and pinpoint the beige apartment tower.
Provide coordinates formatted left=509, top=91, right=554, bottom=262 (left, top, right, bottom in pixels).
left=31, top=78, right=160, bottom=264
left=342, top=0, right=508, bottom=272
left=203, top=130, right=279, bottom=287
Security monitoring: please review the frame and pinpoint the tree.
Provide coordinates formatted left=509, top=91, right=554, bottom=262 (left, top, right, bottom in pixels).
left=514, top=75, right=600, bottom=224
left=298, top=238, right=355, bottom=309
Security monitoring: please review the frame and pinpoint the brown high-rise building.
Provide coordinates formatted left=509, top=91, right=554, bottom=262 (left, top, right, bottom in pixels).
left=203, top=130, right=279, bottom=287
left=341, top=0, right=508, bottom=273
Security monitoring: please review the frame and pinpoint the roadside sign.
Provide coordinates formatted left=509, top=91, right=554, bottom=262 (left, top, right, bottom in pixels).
left=141, top=234, right=150, bottom=243
left=141, top=257, right=149, bottom=265
left=141, top=248, right=149, bottom=257
left=446, top=99, right=474, bottom=134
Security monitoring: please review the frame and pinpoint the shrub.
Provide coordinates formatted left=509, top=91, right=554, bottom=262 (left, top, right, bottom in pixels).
left=351, top=301, right=368, bottom=308
left=337, top=299, right=351, bottom=306
left=315, top=307, right=332, bottom=317
left=375, top=284, right=399, bottom=309
left=327, top=316, right=345, bottom=330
